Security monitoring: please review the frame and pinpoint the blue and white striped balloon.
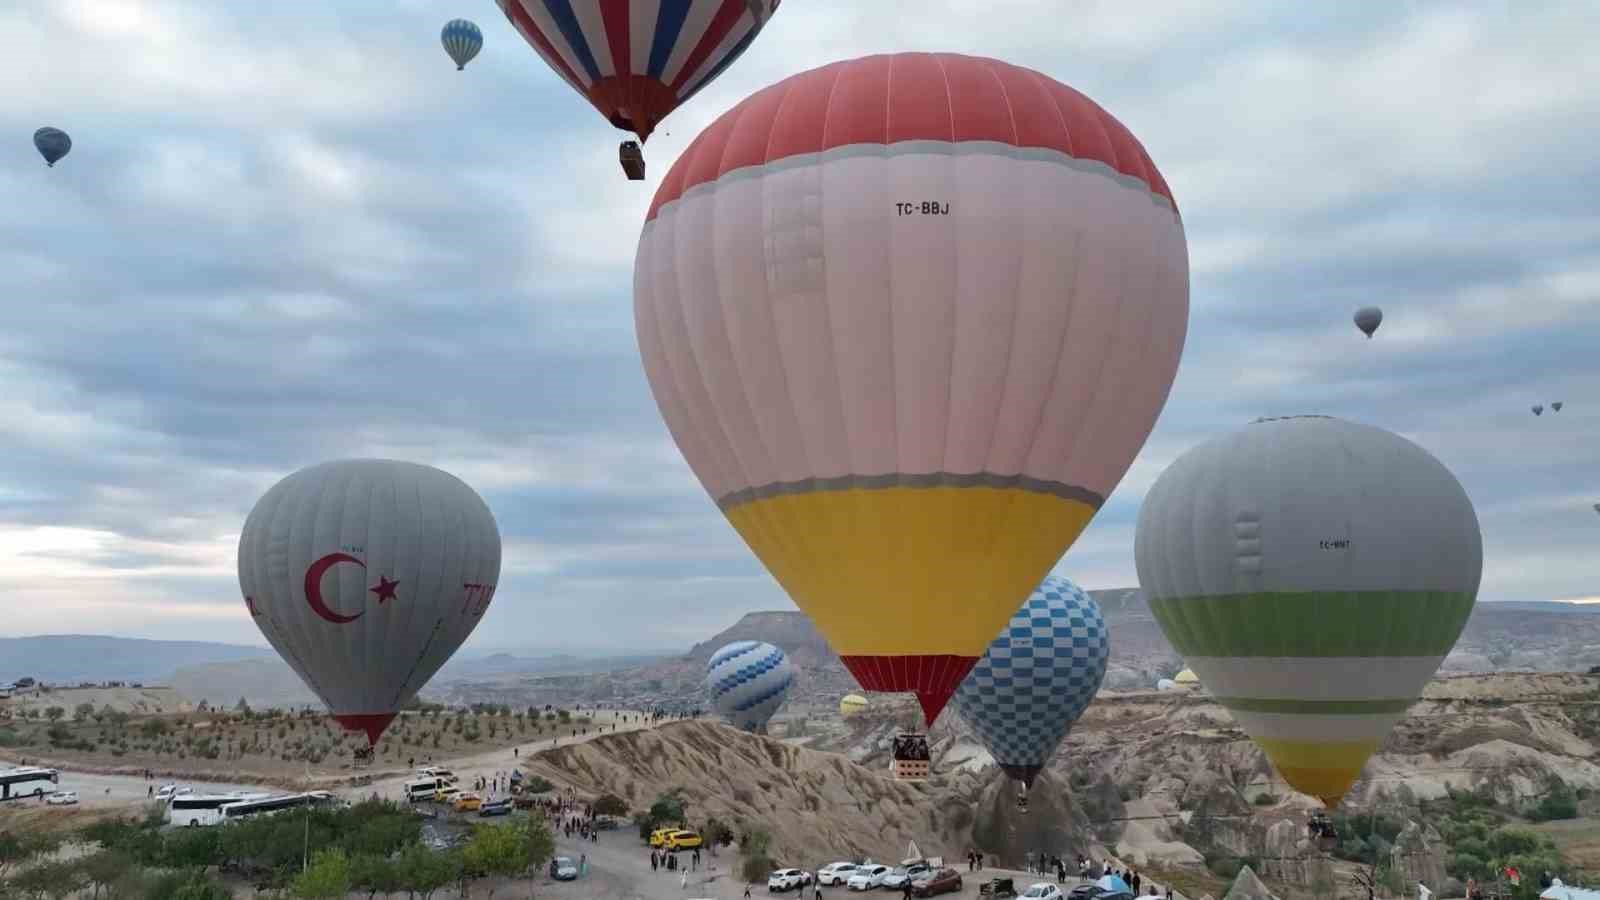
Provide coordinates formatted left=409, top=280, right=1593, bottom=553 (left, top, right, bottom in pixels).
left=440, top=19, right=483, bottom=70
left=706, top=641, right=794, bottom=733
left=951, top=575, right=1109, bottom=788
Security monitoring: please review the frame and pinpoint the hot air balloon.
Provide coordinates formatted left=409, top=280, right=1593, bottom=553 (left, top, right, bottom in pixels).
left=1136, top=416, right=1481, bottom=810
left=705, top=640, right=794, bottom=733
left=1353, top=306, right=1382, bottom=338
left=839, top=694, right=868, bottom=718
left=1552, top=402, right=1563, bottom=412
left=1156, top=678, right=1178, bottom=691
left=633, top=53, right=1189, bottom=726
left=33, top=128, right=70, bottom=167
left=1173, top=668, right=1200, bottom=686
left=441, top=19, right=483, bottom=70
left=237, top=459, right=502, bottom=744
left=1533, top=405, right=1544, bottom=416
left=496, top=0, right=781, bottom=180
left=951, top=575, right=1108, bottom=811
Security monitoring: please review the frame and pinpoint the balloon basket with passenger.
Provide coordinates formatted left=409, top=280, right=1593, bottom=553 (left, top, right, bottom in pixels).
left=620, top=141, right=646, bottom=181
left=891, top=733, right=931, bottom=781
left=1308, top=811, right=1339, bottom=853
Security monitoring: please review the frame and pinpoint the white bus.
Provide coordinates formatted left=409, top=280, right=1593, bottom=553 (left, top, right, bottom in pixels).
left=405, top=777, right=441, bottom=803
left=166, top=792, right=270, bottom=828
left=220, top=791, right=339, bottom=823
left=0, top=767, right=59, bottom=802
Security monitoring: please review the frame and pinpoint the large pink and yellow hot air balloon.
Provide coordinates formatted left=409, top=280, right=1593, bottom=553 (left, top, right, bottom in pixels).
left=634, top=53, right=1189, bottom=724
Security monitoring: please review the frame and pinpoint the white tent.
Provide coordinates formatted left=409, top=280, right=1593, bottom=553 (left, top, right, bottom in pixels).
left=1543, top=878, right=1600, bottom=900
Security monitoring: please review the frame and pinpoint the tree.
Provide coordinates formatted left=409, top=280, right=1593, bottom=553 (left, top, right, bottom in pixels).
left=397, top=842, right=459, bottom=900
left=293, top=847, right=354, bottom=898
left=463, top=824, right=528, bottom=898
left=0, top=829, right=62, bottom=879
left=81, top=849, right=136, bottom=899
left=740, top=828, right=774, bottom=883
left=73, top=702, right=96, bottom=722
left=593, top=794, right=629, bottom=818
left=43, top=706, right=65, bottom=722
left=648, top=789, right=688, bottom=827
left=520, top=815, right=557, bottom=898
left=7, top=859, right=87, bottom=899
left=350, top=853, right=401, bottom=899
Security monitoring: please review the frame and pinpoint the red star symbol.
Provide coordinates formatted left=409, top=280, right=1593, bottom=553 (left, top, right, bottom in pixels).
left=245, top=596, right=261, bottom=617
left=369, top=576, right=400, bottom=605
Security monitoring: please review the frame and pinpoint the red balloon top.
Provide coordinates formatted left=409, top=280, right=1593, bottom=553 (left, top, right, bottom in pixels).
left=647, top=52, right=1176, bottom=222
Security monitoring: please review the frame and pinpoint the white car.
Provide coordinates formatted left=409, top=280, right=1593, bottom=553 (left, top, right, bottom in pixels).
left=882, top=863, right=930, bottom=890
left=819, top=863, right=859, bottom=886
left=768, top=869, right=814, bottom=892
left=45, top=791, right=78, bottom=806
left=1021, top=884, right=1063, bottom=900
left=847, top=865, right=892, bottom=891
left=549, top=856, right=579, bottom=881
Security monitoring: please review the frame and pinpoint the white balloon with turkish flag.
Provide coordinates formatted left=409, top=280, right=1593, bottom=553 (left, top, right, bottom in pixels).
left=237, top=459, right=502, bottom=744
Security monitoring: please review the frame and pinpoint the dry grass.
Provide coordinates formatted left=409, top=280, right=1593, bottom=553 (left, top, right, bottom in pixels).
left=1530, top=819, right=1600, bottom=871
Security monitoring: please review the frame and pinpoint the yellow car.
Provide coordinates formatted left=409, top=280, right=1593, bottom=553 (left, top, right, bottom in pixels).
left=649, top=828, right=676, bottom=848
left=435, top=786, right=462, bottom=804
left=664, top=830, right=704, bottom=850
left=454, top=792, right=483, bottom=812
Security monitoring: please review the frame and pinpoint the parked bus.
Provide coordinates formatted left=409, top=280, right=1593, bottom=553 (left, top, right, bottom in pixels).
left=0, top=767, right=58, bottom=802
left=220, top=791, right=338, bottom=823
left=166, top=792, right=270, bottom=827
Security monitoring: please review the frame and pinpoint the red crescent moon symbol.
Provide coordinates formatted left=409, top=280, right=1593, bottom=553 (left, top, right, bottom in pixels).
left=304, top=552, right=366, bottom=625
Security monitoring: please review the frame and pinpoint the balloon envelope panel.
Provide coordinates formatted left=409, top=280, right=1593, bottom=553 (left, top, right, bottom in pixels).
left=951, top=575, right=1108, bottom=787
left=635, top=52, right=1188, bottom=724
left=706, top=640, right=794, bottom=732
left=496, top=0, right=780, bottom=141
left=237, top=459, right=502, bottom=743
left=1135, top=416, right=1481, bottom=806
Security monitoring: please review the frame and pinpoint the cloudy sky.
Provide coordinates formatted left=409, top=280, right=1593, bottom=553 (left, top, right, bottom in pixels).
left=2, top=1, right=1596, bottom=654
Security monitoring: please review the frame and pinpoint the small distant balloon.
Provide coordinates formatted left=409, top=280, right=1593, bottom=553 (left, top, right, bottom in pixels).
left=441, top=19, right=482, bottom=70
left=1552, top=402, right=1563, bottom=412
left=33, top=127, right=70, bottom=167
left=1533, top=405, right=1544, bottom=416
left=1593, top=503, right=1599, bottom=516
left=1353, top=306, right=1382, bottom=338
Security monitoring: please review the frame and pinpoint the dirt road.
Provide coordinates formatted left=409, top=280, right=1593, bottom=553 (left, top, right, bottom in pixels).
left=361, top=708, right=655, bottom=804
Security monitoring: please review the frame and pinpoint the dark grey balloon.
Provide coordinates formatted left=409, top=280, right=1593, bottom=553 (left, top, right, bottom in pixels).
left=33, top=127, right=71, bottom=167
left=1552, top=401, right=1563, bottom=412
left=1532, top=405, right=1544, bottom=416
left=1354, top=306, right=1382, bottom=338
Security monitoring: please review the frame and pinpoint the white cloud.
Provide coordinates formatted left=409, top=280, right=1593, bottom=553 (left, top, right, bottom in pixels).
left=0, top=0, right=1596, bottom=652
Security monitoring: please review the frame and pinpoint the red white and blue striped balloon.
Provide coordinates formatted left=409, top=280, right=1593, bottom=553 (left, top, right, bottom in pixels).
left=705, top=640, right=794, bottom=733
left=495, top=0, right=781, bottom=142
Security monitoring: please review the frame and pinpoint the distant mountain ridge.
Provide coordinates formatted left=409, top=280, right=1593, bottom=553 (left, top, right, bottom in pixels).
left=0, top=635, right=274, bottom=684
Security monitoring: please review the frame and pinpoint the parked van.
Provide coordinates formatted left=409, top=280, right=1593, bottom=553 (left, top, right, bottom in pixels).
left=404, top=778, right=440, bottom=803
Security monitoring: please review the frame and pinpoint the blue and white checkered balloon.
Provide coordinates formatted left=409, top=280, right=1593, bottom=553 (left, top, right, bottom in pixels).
left=706, top=640, right=795, bottom=733
left=951, top=575, right=1109, bottom=787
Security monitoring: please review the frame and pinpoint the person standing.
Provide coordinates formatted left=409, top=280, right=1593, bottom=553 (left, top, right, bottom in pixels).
left=681, top=869, right=689, bottom=891
left=1131, top=871, right=1142, bottom=894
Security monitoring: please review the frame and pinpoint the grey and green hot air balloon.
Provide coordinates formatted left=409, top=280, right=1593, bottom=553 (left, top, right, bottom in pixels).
left=1135, top=415, right=1481, bottom=809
